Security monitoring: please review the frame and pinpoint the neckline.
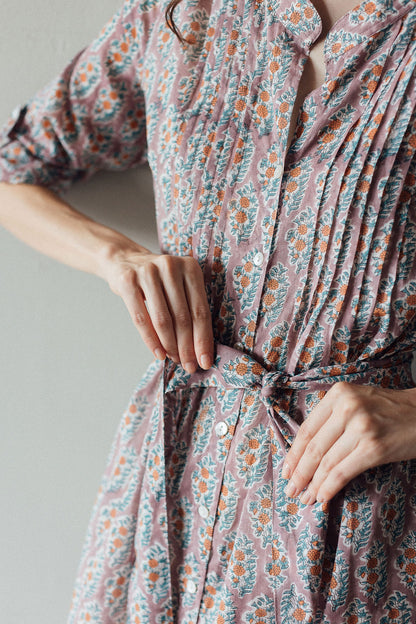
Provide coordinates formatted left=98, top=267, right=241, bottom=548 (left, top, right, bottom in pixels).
left=282, top=0, right=414, bottom=156
left=276, top=0, right=415, bottom=52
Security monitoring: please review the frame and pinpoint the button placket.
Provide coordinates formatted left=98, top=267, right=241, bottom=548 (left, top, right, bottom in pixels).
left=195, top=390, right=244, bottom=623
left=231, top=41, right=316, bottom=346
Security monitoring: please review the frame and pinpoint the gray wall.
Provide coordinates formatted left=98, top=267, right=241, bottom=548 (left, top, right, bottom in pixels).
left=0, top=1, right=158, bottom=621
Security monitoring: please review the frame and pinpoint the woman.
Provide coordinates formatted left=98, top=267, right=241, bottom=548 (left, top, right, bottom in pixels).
left=1, top=0, right=416, bottom=620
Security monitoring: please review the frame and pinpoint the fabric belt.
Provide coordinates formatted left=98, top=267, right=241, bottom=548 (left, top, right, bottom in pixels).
left=163, top=341, right=415, bottom=415
left=154, top=341, right=414, bottom=615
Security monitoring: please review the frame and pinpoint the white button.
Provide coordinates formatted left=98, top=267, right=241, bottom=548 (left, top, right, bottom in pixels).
left=275, top=164, right=284, bottom=177
left=234, top=341, right=244, bottom=350
left=198, top=504, right=209, bottom=519
left=11, top=106, right=20, bottom=121
left=215, top=421, right=228, bottom=437
left=187, top=579, right=197, bottom=594
left=253, top=251, right=264, bottom=266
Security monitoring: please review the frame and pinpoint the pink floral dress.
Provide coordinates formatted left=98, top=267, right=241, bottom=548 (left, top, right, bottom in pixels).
left=2, top=0, right=416, bottom=621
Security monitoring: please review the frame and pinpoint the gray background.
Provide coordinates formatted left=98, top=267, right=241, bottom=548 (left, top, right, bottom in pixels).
left=0, top=0, right=158, bottom=621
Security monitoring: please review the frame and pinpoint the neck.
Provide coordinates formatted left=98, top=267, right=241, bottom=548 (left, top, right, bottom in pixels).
left=311, top=0, right=361, bottom=35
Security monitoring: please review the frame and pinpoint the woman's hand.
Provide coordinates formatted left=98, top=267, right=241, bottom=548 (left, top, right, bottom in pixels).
left=281, top=381, right=416, bottom=505
left=104, top=244, right=214, bottom=374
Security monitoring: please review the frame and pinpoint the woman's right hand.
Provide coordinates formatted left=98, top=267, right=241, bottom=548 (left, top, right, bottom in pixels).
left=103, top=244, right=214, bottom=374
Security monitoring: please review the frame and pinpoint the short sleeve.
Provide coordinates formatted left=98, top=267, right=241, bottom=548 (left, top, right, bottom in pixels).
left=0, top=0, right=148, bottom=196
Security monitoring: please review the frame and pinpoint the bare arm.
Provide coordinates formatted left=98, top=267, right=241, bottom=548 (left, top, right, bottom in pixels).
left=0, top=182, right=214, bottom=373
left=0, top=0, right=214, bottom=373
left=0, top=181, right=145, bottom=281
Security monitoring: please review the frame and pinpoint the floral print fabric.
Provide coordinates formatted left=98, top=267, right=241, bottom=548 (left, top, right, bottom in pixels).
left=2, top=0, right=416, bottom=621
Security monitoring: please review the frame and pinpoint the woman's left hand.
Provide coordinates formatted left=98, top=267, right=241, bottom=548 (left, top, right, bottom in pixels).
left=281, top=381, right=416, bottom=505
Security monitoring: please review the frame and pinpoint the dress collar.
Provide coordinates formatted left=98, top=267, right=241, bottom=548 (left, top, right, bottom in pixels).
left=275, top=0, right=416, bottom=51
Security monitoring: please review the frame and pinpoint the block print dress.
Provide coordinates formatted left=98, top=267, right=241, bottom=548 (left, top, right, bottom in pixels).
left=2, top=0, right=416, bottom=621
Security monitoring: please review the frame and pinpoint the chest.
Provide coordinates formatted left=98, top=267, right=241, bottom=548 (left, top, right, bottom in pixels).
left=145, top=3, right=415, bottom=256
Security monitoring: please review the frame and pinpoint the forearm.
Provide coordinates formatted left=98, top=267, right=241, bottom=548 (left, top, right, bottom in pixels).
left=0, top=182, right=148, bottom=281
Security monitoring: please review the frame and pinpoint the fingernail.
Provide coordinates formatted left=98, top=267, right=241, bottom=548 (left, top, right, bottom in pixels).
left=284, top=481, right=297, bottom=498
left=300, top=490, right=313, bottom=505
left=200, top=354, right=211, bottom=369
left=281, top=462, right=291, bottom=479
left=184, top=361, right=197, bottom=374
left=154, top=348, right=165, bottom=360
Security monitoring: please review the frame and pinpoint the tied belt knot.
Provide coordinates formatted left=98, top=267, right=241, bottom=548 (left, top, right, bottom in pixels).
left=257, top=371, right=291, bottom=398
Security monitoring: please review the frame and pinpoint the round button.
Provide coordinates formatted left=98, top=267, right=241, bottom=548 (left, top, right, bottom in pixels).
left=198, top=504, right=209, bottom=519
left=215, top=421, right=228, bottom=437
left=253, top=251, right=264, bottom=267
left=187, top=579, right=197, bottom=594
left=234, top=341, right=244, bottom=351
left=275, top=164, right=284, bottom=178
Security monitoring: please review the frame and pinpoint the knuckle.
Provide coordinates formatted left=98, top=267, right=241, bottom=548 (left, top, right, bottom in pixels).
left=286, top=455, right=299, bottom=472
left=192, top=304, right=210, bottom=322
left=329, top=381, right=345, bottom=395
left=353, top=411, right=373, bottom=434
left=299, top=420, right=313, bottom=440
left=153, top=312, right=172, bottom=330
left=305, top=439, right=322, bottom=463
left=175, top=310, right=191, bottom=328
left=330, top=380, right=351, bottom=398
left=345, top=396, right=363, bottom=414
left=292, top=466, right=308, bottom=485
left=319, top=454, right=333, bottom=473
left=160, top=254, right=179, bottom=276
left=137, top=261, right=155, bottom=280
left=118, top=267, right=136, bottom=288
left=183, top=255, right=201, bottom=271
left=333, top=394, right=364, bottom=422
left=134, top=310, right=147, bottom=326
left=331, top=467, right=347, bottom=488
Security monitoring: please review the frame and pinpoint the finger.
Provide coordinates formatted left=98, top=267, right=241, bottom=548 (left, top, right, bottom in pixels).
left=314, top=442, right=370, bottom=503
left=285, top=412, right=345, bottom=499
left=182, top=260, right=214, bottom=370
left=300, top=432, right=358, bottom=504
left=158, top=260, right=199, bottom=374
left=118, top=276, right=167, bottom=361
left=138, top=263, right=181, bottom=364
left=283, top=394, right=333, bottom=479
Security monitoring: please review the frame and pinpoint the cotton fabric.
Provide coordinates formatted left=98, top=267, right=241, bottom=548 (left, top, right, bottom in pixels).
left=2, top=0, right=416, bottom=621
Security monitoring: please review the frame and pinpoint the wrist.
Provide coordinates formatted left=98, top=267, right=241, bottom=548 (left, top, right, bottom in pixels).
left=96, top=234, right=151, bottom=282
